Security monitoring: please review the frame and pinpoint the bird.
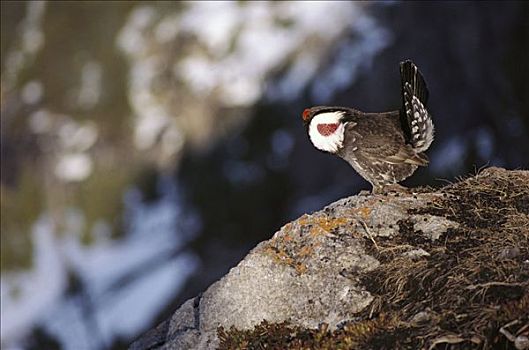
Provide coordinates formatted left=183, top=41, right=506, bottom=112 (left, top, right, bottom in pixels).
left=302, top=60, right=434, bottom=194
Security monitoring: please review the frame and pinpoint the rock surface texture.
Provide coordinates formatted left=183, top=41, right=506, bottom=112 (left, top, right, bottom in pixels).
left=130, top=167, right=529, bottom=350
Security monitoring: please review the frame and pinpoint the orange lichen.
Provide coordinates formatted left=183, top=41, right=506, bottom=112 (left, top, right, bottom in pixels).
left=264, top=214, right=352, bottom=274
left=273, top=250, right=294, bottom=265
left=319, top=217, right=348, bottom=231
left=282, top=233, right=293, bottom=242
left=297, top=214, right=311, bottom=227
left=298, top=245, right=314, bottom=258
left=295, top=262, right=308, bottom=274
left=355, top=207, right=372, bottom=219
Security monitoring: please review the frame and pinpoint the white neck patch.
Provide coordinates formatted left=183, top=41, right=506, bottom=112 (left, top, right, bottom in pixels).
left=308, top=112, right=345, bottom=153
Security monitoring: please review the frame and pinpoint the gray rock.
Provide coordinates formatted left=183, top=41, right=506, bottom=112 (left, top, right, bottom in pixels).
left=130, top=187, right=464, bottom=350
left=412, top=213, right=459, bottom=240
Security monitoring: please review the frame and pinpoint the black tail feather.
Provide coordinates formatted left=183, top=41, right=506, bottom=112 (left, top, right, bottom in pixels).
left=400, top=60, right=429, bottom=105
left=399, top=60, right=435, bottom=152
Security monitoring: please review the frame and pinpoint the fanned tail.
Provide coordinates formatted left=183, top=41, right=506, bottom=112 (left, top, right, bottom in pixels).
left=399, top=60, right=434, bottom=153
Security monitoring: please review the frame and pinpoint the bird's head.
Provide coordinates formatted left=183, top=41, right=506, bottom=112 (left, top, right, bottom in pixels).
left=302, top=106, right=355, bottom=154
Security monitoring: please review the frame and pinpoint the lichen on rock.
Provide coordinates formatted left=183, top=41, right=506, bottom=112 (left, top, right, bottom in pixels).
left=130, top=167, right=529, bottom=350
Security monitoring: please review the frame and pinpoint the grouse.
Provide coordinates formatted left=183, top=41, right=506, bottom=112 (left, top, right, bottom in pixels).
left=302, top=60, right=434, bottom=193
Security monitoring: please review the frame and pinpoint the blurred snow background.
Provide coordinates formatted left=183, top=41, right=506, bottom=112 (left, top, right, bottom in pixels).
left=1, top=1, right=528, bottom=349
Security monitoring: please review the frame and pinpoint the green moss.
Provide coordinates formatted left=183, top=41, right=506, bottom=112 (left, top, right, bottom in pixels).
left=217, top=315, right=410, bottom=350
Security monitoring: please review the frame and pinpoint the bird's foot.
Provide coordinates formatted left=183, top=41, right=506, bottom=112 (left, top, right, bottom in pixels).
left=373, top=184, right=411, bottom=195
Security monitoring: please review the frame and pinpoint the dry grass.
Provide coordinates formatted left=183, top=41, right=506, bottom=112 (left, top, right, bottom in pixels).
left=359, top=168, right=529, bottom=349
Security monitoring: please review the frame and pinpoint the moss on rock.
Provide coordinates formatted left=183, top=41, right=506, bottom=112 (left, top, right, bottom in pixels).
left=217, top=168, right=529, bottom=350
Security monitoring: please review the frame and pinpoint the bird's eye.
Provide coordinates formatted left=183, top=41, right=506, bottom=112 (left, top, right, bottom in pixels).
left=302, top=109, right=311, bottom=121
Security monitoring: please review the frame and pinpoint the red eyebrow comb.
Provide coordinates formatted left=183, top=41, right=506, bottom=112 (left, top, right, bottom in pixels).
left=302, top=108, right=311, bottom=121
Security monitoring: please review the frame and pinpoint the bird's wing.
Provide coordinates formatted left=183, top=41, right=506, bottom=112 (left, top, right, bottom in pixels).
left=399, top=60, right=434, bottom=153
left=345, top=116, right=428, bottom=166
